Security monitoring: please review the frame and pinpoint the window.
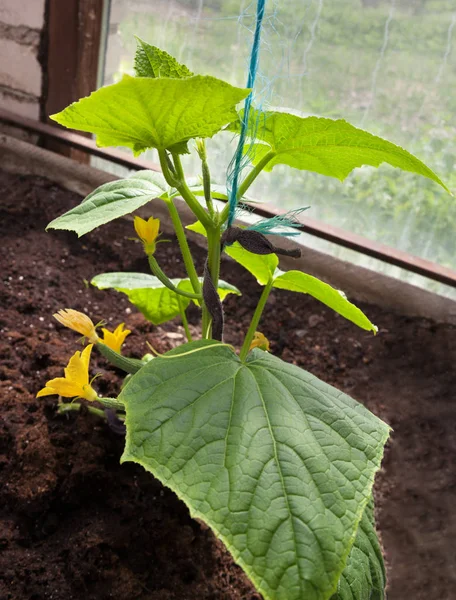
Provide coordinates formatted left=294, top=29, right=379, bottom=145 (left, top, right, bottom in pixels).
left=100, top=0, right=456, bottom=298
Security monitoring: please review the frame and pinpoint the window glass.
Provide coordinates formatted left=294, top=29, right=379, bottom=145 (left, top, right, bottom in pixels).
left=101, top=0, right=456, bottom=299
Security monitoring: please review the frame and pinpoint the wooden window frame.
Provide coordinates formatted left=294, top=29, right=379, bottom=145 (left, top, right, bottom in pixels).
left=45, top=0, right=107, bottom=160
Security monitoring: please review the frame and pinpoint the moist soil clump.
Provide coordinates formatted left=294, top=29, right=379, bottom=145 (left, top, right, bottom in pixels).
left=0, top=170, right=455, bottom=600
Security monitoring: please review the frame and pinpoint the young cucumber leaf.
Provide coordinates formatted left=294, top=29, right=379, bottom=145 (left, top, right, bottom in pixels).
left=272, top=270, right=377, bottom=333
left=47, top=171, right=168, bottom=237
left=225, top=242, right=278, bottom=285
left=134, top=37, right=194, bottom=78
left=91, top=272, right=240, bottom=325
left=93, top=272, right=186, bottom=324
left=121, top=341, right=389, bottom=600
left=234, top=109, right=449, bottom=192
left=51, top=75, right=249, bottom=156
left=332, top=498, right=386, bottom=600
left=186, top=220, right=209, bottom=237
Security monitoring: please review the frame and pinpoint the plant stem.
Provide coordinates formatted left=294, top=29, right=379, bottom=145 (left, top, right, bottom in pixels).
left=97, top=397, right=125, bottom=411
left=178, top=296, right=193, bottom=342
left=201, top=224, right=222, bottom=339
left=148, top=255, right=202, bottom=300
left=58, top=402, right=107, bottom=419
left=239, top=280, right=273, bottom=361
left=198, top=141, right=215, bottom=215
left=237, top=150, right=276, bottom=199
left=96, top=342, right=145, bottom=373
left=164, top=151, right=177, bottom=175
left=207, top=225, right=221, bottom=291
left=220, top=150, right=276, bottom=225
left=170, top=153, right=212, bottom=228
left=166, top=199, right=201, bottom=296
left=201, top=305, right=210, bottom=339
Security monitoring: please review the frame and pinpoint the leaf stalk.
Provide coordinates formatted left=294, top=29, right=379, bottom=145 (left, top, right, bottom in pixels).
left=148, top=255, right=202, bottom=300
left=178, top=296, right=193, bottom=342
left=97, top=397, right=126, bottom=411
left=166, top=199, right=202, bottom=296
left=220, top=150, right=276, bottom=224
left=201, top=224, right=222, bottom=339
left=239, top=279, right=273, bottom=361
left=171, top=153, right=212, bottom=227
left=197, top=140, right=215, bottom=215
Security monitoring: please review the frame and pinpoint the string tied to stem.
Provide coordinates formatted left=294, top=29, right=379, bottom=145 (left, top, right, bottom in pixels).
left=226, top=0, right=267, bottom=229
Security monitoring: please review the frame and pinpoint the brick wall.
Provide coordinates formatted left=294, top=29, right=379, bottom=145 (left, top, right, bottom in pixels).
left=0, top=0, right=46, bottom=121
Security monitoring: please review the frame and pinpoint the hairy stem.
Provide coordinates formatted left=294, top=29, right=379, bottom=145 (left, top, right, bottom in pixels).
left=97, top=397, right=126, bottom=411
left=201, top=305, right=210, bottom=339
left=96, top=342, right=145, bottom=373
left=171, top=153, right=212, bottom=228
left=198, top=140, right=215, bottom=215
left=57, top=402, right=107, bottom=419
left=220, top=150, right=276, bottom=225
left=207, top=225, right=221, bottom=292
left=178, top=296, right=193, bottom=342
left=201, top=224, right=222, bottom=339
left=166, top=199, right=201, bottom=296
left=158, top=149, right=179, bottom=186
left=148, top=255, right=202, bottom=300
left=239, top=280, right=273, bottom=361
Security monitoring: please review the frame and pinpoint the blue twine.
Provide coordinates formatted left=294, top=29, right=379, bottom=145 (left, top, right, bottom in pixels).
left=246, top=207, right=311, bottom=237
left=226, top=0, right=267, bottom=228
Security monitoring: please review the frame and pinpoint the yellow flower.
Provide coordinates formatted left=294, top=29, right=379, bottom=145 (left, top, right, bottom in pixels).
left=37, top=344, right=98, bottom=401
left=53, top=308, right=100, bottom=343
left=134, top=216, right=160, bottom=255
left=249, top=331, right=270, bottom=352
left=101, top=323, right=131, bottom=353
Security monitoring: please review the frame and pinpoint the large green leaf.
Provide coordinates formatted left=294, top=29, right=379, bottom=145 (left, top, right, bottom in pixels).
left=51, top=75, right=249, bottom=156
left=332, top=498, right=386, bottom=600
left=92, top=272, right=186, bottom=324
left=47, top=171, right=168, bottom=237
left=91, top=273, right=240, bottom=325
left=134, top=37, right=194, bottom=79
left=121, top=341, right=389, bottom=600
left=236, top=109, right=449, bottom=191
left=272, top=270, right=377, bottom=333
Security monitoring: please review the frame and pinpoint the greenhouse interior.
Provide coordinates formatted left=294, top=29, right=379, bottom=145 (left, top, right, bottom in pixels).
left=0, top=1, right=454, bottom=599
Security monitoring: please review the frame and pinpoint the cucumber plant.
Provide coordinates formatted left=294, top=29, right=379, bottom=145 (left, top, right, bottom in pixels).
left=40, top=39, right=449, bottom=600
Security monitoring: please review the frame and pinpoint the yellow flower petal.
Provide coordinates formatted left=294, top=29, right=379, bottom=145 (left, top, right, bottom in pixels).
left=37, top=377, right=83, bottom=398
left=134, top=216, right=160, bottom=255
left=80, top=344, right=93, bottom=374
left=36, top=344, right=98, bottom=401
left=249, top=331, right=270, bottom=352
left=101, top=323, right=131, bottom=354
left=148, top=217, right=160, bottom=240
left=64, top=344, right=93, bottom=386
left=36, top=386, right=60, bottom=398
left=53, top=309, right=100, bottom=343
left=133, top=216, right=148, bottom=241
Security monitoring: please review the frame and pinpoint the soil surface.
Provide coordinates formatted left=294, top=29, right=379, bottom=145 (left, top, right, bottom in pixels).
left=0, top=170, right=455, bottom=600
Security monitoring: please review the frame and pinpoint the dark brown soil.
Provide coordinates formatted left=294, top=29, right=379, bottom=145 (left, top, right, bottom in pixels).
left=0, top=170, right=455, bottom=600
